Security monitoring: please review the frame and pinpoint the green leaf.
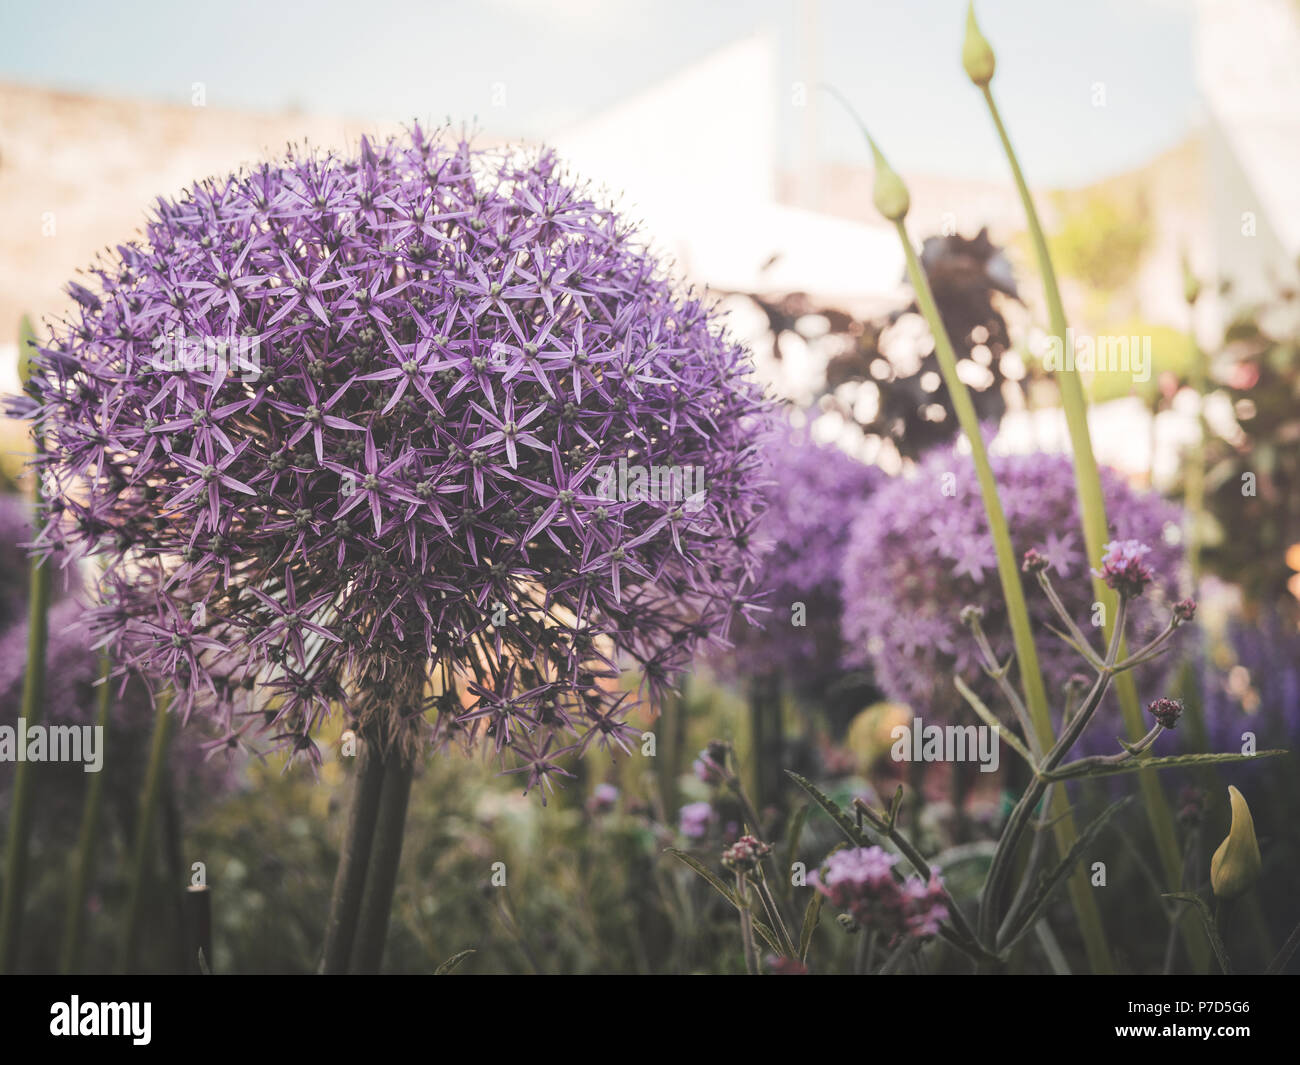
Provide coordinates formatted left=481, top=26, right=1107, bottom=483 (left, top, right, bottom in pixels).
left=1266, top=918, right=1300, bottom=975
left=664, top=849, right=783, bottom=956
left=782, top=802, right=810, bottom=894
left=798, top=891, right=822, bottom=963
left=434, top=949, right=475, bottom=975
left=1164, top=893, right=1232, bottom=974
left=664, top=848, right=741, bottom=907
left=955, top=675, right=1035, bottom=767
left=1000, top=797, right=1131, bottom=951
left=785, top=771, right=870, bottom=847
left=1043, top=749, right=1287, bottom=782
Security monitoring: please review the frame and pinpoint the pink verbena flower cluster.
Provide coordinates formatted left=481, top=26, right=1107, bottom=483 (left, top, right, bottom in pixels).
left=809, top=846, right=948, bottom=944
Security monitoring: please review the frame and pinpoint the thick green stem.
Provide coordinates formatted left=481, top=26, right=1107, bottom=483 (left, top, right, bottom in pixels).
left=348, top=749, right=415, bottom=973
left=980, top=82, right=1201, bottom=971
left=895, top=220, right=1113, bottom=970
left=0, top=479, right=53, bottom=973
left=59, top=650, right=115, bottom=974
left=121, top=690, right=174, bottom=972
left=319, top=735, right=387, bottom=973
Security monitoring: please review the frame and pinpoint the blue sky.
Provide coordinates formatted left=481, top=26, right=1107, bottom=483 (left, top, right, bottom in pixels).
left=0, top=0, right=1198, bottom=186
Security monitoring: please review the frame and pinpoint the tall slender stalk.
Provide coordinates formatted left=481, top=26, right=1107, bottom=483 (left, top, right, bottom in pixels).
left=349, top=749, right=416, bottom=972
left=0, top=520, right=51, bottom=974
left=59, top=650, right=115, bottom=973
left=972, top=53, right=1206, bottom=968
left=121, top=689, right=174, bottom=971
left=893, top=216, right=1114, bottom=971
left=319, top=734, right=387, bottom=973
left=0, top=317, right=52, bottom=974
left=1183, top=280, right=1208, bottom=594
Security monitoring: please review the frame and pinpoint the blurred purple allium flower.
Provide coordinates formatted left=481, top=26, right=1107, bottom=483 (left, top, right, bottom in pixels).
left=840, top=446, right=1182, bottom=724
left=19, top=129, right=771, bottom=784
left=0, top=492, right=77, bottom=630
left=0, top=494, right=34, bottom=630
left=0, top=598, right=241, bottom=821
left=715, top=418, right=882, bottom=694
left=808, top=845, right=948, bottom=944
left=678, top=800, right=715, bottom=840
left=1093, top=539, right=1155, bottom=599
left=1202, top=606, right=1300, bottom=755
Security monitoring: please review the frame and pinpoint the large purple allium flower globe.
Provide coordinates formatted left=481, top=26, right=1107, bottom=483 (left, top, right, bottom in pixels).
left=21, top=129, right=771, bottom=789
left=840, top=446, right=1183, bottom=730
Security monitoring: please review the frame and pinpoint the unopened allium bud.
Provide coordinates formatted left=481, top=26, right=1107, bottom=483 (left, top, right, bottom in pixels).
left=869, top=139, right=910, bottom=223
left=1211, top=785, right=1262, bottom=900
left=1148, top=697, right=1183, bottom=729
left=722, top=834, right=772, bottom=873
left=961, top=3, right=997, bottom=87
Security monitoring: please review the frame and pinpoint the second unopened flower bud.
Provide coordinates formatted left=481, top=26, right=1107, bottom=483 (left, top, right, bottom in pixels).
left=869, top=140, right=910, bottom=223
left=962, top=3, right=997, bottom=87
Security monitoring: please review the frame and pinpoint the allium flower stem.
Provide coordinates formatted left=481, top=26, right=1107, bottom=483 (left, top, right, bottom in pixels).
left=319, top=732, right=388, bottom=974
left=0, top=446, right=52, bottom=974
left=121, top=688, right=174, bottom=972
left=59, top=648, right=115, bottom=974
left=1184, top=294, right=1209, bottom=593
left=892, top=217, right=1111, bottom=968
left=974, top=66, right=1195, bottom=967
left=894, top=225, right=1051, bottom=731
left=349, top=747, right=416, bottom=973
left=748, top=672, right=783, bottom=815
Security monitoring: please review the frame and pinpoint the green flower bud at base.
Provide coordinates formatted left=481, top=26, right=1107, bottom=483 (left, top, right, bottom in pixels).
left=1211, top=786, right=1262, bottom=900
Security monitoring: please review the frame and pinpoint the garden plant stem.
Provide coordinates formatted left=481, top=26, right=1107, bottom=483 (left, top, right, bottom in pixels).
left=979, top=81, right=1205, bottom=970
left=319, top=734, right=387, bottom=973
